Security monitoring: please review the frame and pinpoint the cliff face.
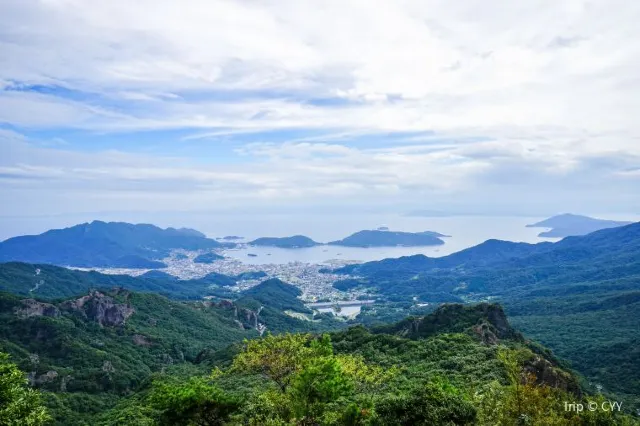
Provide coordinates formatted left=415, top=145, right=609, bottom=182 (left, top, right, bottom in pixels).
left=524, top=355, right=582, bottom=395
left=202, top=298, right=262, bottom=331
left=61, top=290, right=135, bottom=327
left=14, top=299, right=60, bottom=319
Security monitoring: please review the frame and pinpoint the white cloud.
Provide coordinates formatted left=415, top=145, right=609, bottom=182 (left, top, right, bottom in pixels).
left=1, top=0, right=639, bottom=222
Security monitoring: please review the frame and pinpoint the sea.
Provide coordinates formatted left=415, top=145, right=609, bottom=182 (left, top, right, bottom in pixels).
left=209, top=214, right=559, bottom=265
left=3, top=212, right=639, bottom=266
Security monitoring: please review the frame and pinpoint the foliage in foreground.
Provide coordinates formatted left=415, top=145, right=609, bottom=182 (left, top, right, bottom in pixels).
left=0, top=352, right=50, bottom=425
left=96, top=333, right=639, bottom=426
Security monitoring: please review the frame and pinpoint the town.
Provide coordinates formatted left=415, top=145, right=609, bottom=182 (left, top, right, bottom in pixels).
left=81, top=249, right=368, bottom=303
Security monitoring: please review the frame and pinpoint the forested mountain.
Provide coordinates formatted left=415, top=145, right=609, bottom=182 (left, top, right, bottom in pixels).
left=0, top=278, right=344, bottom=424
left=0, top=221, right=222, bottom=268
left=0, top=262, right=238, bottom=300
left=332, top=222, right=640, bottom=408
left=5, top=294, right=634, bottom=425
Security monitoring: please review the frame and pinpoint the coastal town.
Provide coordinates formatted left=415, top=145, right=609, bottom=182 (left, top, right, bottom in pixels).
left=80, top=249, right=368, bottom=303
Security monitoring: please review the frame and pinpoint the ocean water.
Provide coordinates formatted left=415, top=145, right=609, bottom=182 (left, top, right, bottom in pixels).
left=3, top=212, right=637, bottom=266
left=209, top=214, right=560, bottom=265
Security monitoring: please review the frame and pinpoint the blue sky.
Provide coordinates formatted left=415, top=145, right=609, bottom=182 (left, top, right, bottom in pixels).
left=1, top=0, right=639, bottom=236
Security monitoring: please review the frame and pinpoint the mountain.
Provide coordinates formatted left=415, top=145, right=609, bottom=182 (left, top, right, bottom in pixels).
left=167, top=227, right=207, bottom=238
left=0, top=221, right=222, bottom=268
left=332, top=222, right=640, bottom=404
left=527, top=213, right=633, bottom=238
left=328, top=230, right=447, bottom=247
left=248, top=235, right=320, bottom=248
left=237, top=278, right=310, bottom=313
left=0, top=275, right=347, bottom=424
left=374, top=303, right=523, bottom=343
left=193, top=252, right=224, bottom=264
left=0, top=288, right=255, bottom=423
left=61, top=301, right=630, bottom=425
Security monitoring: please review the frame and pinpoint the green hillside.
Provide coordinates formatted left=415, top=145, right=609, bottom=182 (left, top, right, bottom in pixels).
left=0, top=279, right=344, bottom=425
left=91, top=303, right=636, bottom=425
left=331, top=222, right=640, bottom=411
left=0, top=262, right=259, bottom=300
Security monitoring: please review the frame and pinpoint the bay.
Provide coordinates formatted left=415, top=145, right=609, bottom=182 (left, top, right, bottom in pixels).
left=211, top=214, right=560, bottom=265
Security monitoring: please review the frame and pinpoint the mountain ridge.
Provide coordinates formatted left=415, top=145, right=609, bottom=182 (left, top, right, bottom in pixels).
left=0, top=221, right=223, bottom=268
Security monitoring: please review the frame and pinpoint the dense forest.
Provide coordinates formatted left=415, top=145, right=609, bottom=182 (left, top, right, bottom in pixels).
left=331, top=223, right=640, bottom=411
left=2, top=298, right=638, bottom=425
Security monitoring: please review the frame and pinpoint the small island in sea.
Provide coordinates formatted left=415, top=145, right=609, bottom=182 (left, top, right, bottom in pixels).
left=527, top=213, right=633, bottom=238
left=248, top=235, right=320, bottom=248
left=221, top=235, right=243, bottom=241
left=328, top=229, right=449, bottom=247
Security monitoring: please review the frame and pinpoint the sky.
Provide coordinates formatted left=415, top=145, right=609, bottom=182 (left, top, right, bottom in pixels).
left=1, top=0, right=640, bottom=237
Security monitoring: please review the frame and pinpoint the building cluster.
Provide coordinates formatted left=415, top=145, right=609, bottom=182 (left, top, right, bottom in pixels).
left=85, top=249, right=369, bottom=303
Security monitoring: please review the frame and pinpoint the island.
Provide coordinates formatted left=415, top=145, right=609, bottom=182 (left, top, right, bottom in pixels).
left=248, top=235, right=320, bottom=248
left=193, top=252, right=224, bottom=264
left=526, top=213, right=633, bottom=238
left=328, top=230, right=449, bottom=247
left=221, top=236, right=243, bottom=241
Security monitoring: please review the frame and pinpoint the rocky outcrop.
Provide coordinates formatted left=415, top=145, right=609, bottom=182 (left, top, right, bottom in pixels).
left=376, top=303, right=522, bottom=342
left=102, top=360, right=116, bottom=373
left=15, top=299, right=60, bottom=319
left=132, top=334, right=152, bottom=346
left=241, top=308, right=259, bottom=328
left=472, top=321, right=499, bottom=345
left=203, top=298, right=260, bottom=330
left=28, top=370, right=58, bottom=386
left=62, top=290, right=134, bottom=327
left=524, top=355, right=582, bottom=396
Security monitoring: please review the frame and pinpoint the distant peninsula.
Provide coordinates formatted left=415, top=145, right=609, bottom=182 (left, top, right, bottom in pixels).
left=527, top=213, right=633, bottom=238
left=248, top=235, right=320, bottom=248
left=328, top=230, right=449, bottom=247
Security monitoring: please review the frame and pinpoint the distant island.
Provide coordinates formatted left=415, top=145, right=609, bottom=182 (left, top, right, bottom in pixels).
left=193, top=252, right=224, bottom=264
left=221, top=236, right=243, bottom=241
left=328, top=230, right=449, bottom=247
left=248, top=235, right=320, bottom=248
left=527, top=213, right=634, bottom=238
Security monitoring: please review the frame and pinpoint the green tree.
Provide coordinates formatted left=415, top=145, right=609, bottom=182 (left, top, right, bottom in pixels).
left=149, top=376, right=240, bottom=426
left=231, top=333, right=390, bottom=425
left=0, top=352, right=50, bottom=426
left=374, top=377, right=476, bottom=425
left=231, top=333, right=332, bottom=392
left=288, top=356, right=354, bottom=423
